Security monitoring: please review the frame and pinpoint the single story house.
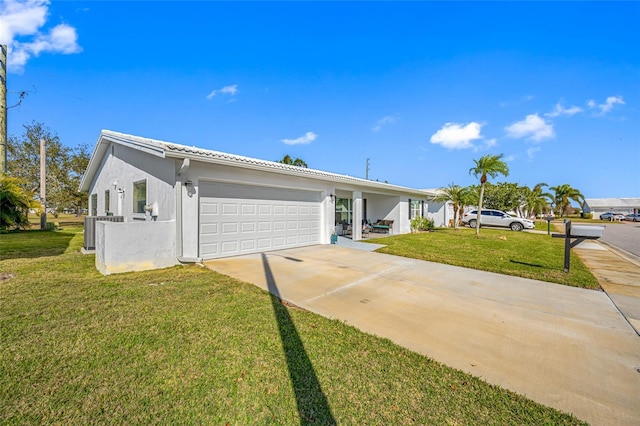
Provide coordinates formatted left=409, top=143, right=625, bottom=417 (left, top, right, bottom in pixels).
left=583, top=198, right=640, bottom=217
left=79, top=130, right=449, bottom=274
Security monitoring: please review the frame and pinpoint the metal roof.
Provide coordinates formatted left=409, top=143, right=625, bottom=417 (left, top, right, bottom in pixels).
left=81, top=130, right=436, bottom=197
left=584, top=198, right=640, bottom=208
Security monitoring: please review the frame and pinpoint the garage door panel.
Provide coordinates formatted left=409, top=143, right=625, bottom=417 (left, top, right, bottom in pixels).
left=199, top=182, right=322, bottom=259
left=241, top=240, right=255, bottom=251
left=201, top=242, right=219, bottom=256
left=258, top=205, right=271, bottom=215
left=201, top=203, right=219, bottom=214
left=242, top=204, right=256, bottom=215
left=221, top=222, right=238, bottom=234
left=201, top=223, right=218, bottom=235
left=222, top=203, right=239, bottom=215
left=258, top=221, right=271, bottom=232
left=221, top=241, right=238, bottom=254
left=241, top=222, right=256, bottom=233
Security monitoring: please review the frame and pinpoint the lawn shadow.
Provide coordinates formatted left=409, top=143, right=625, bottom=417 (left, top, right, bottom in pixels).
left=509, top=259, right=544, bottom=268
left=261, top=253, right=336, bottom=425
left=0, top=230, right=75, bottom=260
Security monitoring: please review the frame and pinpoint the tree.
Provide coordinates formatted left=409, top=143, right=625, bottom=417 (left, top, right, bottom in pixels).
left=277, top=154, right=308, bottom=168
left=469, top=154, right=509, bottom=235
left=519, top=182, right=552, bottom=218
left=549, top=184, right=584, bottom=217
left=7, top=122, right=89, bottom=215
left=431, top=183, right=473, bottom=230
left=0, top=175, right=42, bottom=230
left=476, top=182, right=522, bottom=213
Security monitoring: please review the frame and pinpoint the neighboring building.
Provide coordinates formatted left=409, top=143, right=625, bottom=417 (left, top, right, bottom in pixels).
left=80, top=130, right=440, bottom=274
left=583, top=198, right=640, bottom=217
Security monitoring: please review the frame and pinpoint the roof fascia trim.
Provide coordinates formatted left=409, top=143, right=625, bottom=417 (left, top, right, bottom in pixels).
left=164, top=150, right=435, bottom=197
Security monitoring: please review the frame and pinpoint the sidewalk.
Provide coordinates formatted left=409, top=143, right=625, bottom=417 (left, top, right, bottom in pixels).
left=574, top=241, right=640, bottom=336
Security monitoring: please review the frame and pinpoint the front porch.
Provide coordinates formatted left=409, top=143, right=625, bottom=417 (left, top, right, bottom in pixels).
left=332, top=188, right=431, bottom=241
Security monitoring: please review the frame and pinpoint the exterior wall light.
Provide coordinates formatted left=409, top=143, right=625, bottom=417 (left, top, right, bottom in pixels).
left=184, top=180, right=195, bottom=197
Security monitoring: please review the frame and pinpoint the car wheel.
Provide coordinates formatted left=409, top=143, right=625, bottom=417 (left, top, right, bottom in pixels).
left=510, top=222, right=524, bottom=231
left=468, top=219, right=477, bottom=228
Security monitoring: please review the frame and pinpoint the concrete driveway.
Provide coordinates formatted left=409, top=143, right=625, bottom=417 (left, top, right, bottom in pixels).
left=205, top=245, right=640, bottom=426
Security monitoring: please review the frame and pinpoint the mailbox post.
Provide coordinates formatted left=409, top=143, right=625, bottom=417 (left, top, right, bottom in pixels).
left=552, top=220, right=605, bottom=272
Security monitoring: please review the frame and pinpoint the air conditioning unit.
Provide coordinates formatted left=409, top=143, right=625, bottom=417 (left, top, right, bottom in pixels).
left=83, top=216, right=124, bottom=250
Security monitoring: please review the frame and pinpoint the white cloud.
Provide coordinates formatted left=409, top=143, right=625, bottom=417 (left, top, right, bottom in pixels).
left=504, top=154, right=516, bottom=162
left=484, top=138, right=497, bottom=148
left=504, top=114, right=554, bottom=141
left=587, top=95, right=624, bottom=115
left=372, top=115, right=396, bottom=132
left=281, top=131, right=317, bottom=145
left=0, top=0, right=81, bottom=73
left=206, top=84, right=238, bottom=100
left=526, top=147, right=541, bottom=160
left=545, top=103, right=583, bottom=118
left=429, top=122, right=484, bottom=150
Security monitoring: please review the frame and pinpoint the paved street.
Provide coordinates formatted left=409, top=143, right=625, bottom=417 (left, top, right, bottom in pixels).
left=599, top=220, right=640, bottom=260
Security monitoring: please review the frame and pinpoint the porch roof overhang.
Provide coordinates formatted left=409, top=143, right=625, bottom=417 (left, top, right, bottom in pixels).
left=80, top=130, right=438, bottom=198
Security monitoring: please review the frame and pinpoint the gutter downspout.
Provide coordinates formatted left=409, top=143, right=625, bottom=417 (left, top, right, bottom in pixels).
left=176, top=158, right=203, bottom=264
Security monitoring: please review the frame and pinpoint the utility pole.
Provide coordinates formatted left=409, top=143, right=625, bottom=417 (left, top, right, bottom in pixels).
left=365, top=158, right=370, bottom=180
left=0, top=44, right=7, bottom=174
left=40, top=138, right=46, bottom=230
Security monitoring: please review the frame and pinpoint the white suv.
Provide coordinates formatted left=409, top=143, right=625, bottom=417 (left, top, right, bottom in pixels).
left=462, top=209, right=534, bottom=231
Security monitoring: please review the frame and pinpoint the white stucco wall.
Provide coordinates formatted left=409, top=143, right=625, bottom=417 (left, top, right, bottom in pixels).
left=427, top=201, right=450, bottom=227
left=95, top=220, right=177, bottom=275
left=176, top=160, right=338, bottom=257
left=88, top=143, right=176, bottom=222
left=86, top=137, right=439, bottom=266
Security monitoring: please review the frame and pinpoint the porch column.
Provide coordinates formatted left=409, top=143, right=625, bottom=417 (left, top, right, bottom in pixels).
left=352, top=191, right=363, bottom=240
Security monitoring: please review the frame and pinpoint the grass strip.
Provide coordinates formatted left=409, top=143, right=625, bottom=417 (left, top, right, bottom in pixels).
left=369, top=227, right=599, bottom=289
left=0, top=228, right=585, bottom=424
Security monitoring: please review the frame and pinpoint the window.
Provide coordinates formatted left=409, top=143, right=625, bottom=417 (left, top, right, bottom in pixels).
left=335, top=198, right=352, bottom=224
left=410, top=199, right=422, bottom=219
left=133, top=180, right=147, bottom=214
left=104, top=190, right=110, bottom=214
left=91, top=193, right=97, bottom=216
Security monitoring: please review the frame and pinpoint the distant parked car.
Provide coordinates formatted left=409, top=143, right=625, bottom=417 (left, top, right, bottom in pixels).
left=599, top=212, right=625, bottom=221
left=623, top=213, right=640, bottom=222
left=462, top=209, right=535, bottom=231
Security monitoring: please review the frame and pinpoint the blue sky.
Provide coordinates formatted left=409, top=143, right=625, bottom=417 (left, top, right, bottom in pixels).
left=2, top=0, right=639, bottom=198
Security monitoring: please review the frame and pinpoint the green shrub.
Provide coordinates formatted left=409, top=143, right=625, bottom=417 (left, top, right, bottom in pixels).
left=411, top=216, right=435, bottom=232
left=583, top=213, right=593, bottom=219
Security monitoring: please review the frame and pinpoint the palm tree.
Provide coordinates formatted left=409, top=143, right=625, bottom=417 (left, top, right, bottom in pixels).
left=469, top=154, right=509, bottom=235
left=549, top=184, right=584, bottom=217
left=431, top=183, right=473, bottom=230
left=277, top=155, right=308, bottom=168
left=520, top=182, right=552, bottom=218
left=0, top=175, right=42, bottom=230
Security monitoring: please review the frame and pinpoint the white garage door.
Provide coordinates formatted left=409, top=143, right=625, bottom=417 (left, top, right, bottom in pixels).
left=199, top=182, right=322, bottom=259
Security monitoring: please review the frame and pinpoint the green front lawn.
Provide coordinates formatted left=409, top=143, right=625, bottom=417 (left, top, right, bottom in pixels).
left=0, top=228, right=584, bottom=424
left=370, top=227, right=599, bottom=289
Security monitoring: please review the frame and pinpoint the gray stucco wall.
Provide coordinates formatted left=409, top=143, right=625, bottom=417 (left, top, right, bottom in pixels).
left=88, top=143, right=176, bottom=222
left=95, top=220, right=177, bottom=275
